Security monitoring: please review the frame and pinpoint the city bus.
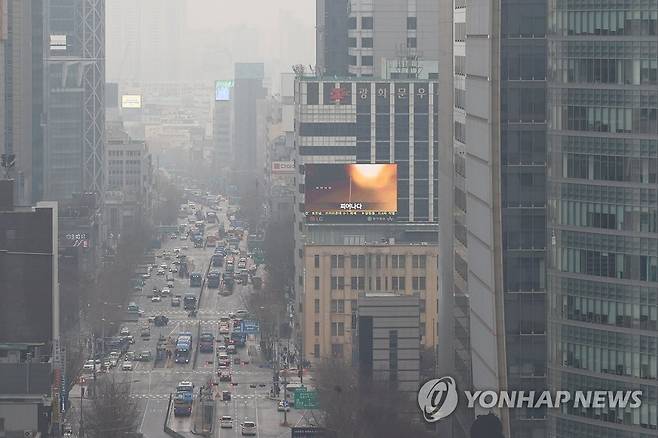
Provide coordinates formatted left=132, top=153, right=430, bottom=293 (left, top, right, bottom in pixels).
left=190, top=272, right=202, bottom=287
left=207, top=271, right=220, bottom=288
left=183, top=294, right=197, bottom=310
left=199, top=332, right=214, bottom=353
left=173, top=391, right=193, bottom=416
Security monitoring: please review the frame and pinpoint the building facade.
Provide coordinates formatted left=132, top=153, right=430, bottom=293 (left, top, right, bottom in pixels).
left=546, top=1, right=658, bottom=436
left=356, top=293, right=421, bottom=395
left=347, top=0, right=439, bottom=77
left=316, top=0, right=349, bottom=76
left=233, top=63, right=266, bottom=181
left=44, top=0, right=105, bottom=201
left=437, top=0, right=548, bottom=436
left=1, top=0, right=45, bottom=205
left=302, top=244, right=437, bottom=365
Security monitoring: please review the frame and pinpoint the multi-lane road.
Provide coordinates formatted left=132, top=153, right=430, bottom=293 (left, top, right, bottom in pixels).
left=72, top=203, right=305, bottom=437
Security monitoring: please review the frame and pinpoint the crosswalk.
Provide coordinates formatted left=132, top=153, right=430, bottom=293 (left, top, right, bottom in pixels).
left=128, top=393, right=271, bottom=400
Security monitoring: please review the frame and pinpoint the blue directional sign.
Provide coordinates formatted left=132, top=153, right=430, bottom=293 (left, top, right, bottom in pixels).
left=239, top=320, right=260, bottom=334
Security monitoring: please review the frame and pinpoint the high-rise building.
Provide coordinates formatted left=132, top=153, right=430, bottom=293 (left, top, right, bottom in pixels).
left=437, top=0, right=547, bottom=436
left=316, top=0, right=349, bottom=76
left=232, top=63, right=266, bottom=189
left=546, top=3, right=658, bottom=437
left=44, top=0, right=105, bottom=201
left=0, top=0, right=45, bottom=205
left=347, top=0, right=439, bottom=77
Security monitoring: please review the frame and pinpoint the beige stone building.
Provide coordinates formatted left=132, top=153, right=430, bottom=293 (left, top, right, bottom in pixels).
left=302, top=243, right=438, bottom=363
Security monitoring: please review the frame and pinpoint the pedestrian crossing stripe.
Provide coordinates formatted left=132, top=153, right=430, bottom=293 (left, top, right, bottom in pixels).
left=128, top=393, right=270, bottom=400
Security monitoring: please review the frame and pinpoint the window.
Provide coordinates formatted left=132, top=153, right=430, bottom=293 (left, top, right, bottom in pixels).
left=331, top=255, right=345, bottom=268
left=348, top=37, right=357, bottom=48
left=455, top=23, right=466, bottom=41
left=376, top=255, right=381, bottom=268
left=362, top=16, right=373, bottom=29
left=407, top=17, right=417, bottom=30
left=412, top=276, right=427, bottom=290
left=314, top=255, right=320, bottom=268
left=376, top=276, right=382, bottom=290
left=407, top=37, right=417, bottom=48
left=331, top=300, right=345, bottom=313
left=350, top=276, right=365, bottom=290
left=362, top=56, right=374, bottom=66
left=331, top=344, right=344, bottom=358
left=392, top=276, right=406, bottom=291
left=350, top=255, right=366, bottom=268
left=314, top=276, right=320, bottom=290
left=412, top=255, right=427, bottom=268
left=298, top=275, right=303, bottom=286
left=331, top=276, right=345, bottom=290
left=315, top=322, right=320, bottom=336
left=331, top=322, right=345, bottom=336
left=349, top=55, right=358, bottom=66
left=392, top=255, right=406, bottom=268
left=314, top=299, right=320, bottom=313
left=361, top=37, right=373, bottom=48
left=351, top=300, right=357, bottom=311
left=348, top=16, right=357, bottom=29
left=314, top=344, right=320, bottom=357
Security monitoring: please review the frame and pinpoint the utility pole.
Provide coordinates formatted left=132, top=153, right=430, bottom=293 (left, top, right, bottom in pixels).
left=79, top=386, right=85, bottom=438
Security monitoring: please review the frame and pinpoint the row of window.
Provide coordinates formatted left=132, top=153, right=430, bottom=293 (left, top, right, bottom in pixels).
left=559, top=248, right=658, bottom=282
left=325, top=254, right=428, bottom=269
left=560, top=341, right=658, bottom=380
left=551, top=58, right=658, bottom=86
left=347, top=16, right=418, bottom=31
left=551, top=105, right=658, bottom=135
left=557, top=199, right=658, bottom=233
left=559, top=294, right=658, bottom=331
left=108, top=150, right=141, bottom=156
left=319, top=275, right=427, bottom=291
left=550, top=9, right=658, bottom=37
left=563, top=153, right=658, bottom=183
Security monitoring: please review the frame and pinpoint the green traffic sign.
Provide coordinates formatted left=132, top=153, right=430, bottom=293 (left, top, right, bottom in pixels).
left=294, top=388, right=319, bottom=409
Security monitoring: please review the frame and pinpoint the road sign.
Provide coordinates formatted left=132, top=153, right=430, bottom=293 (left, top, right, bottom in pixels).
left=294, top=388, right=319, bottom=409
left=240, top=320, right=260, bottom=334
left=291, top=426, right=326, bottom=437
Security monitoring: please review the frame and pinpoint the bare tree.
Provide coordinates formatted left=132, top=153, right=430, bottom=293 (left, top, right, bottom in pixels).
left=314, top=359, right=435, bottom=438
left=83, top=376, right=140, bottom=438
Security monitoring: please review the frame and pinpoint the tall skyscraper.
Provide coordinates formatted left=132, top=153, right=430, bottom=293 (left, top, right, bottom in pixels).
left=437, top=0, right=547, bottom=436
left=44, top=0, right=105, bottom=201
left=0, top=0, right=45, bottom=205
left=546, top=2, right=658, bottom=437
left=347, top=0, right=439, bottom=77
left=316, top=0, right=349, bottom=76
left=232, top=63, right=266, bottom=184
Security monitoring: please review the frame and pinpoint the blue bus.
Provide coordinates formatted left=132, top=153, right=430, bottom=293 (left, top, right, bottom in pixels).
left=173, top=391, right=193, bottom=416
left=207, top=271, right=220, bottom=288
left=190, top=272, right=202, bottom=287
left=183, top=294, right=197, bottom=310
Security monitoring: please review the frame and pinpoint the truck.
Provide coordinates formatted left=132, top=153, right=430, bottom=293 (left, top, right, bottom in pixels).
left=190, top=272, right=202, bottom=287
left=199, top=332, right=214, bottom=353
left=207, top=270, right=220, bottom=288
left=173, top=391, right=193, bottom=416
left=183, top=294, right=197, bottom=310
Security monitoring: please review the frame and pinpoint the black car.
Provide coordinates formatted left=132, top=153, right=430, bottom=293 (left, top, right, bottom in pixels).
left=154, top=315, right=169, bottom=326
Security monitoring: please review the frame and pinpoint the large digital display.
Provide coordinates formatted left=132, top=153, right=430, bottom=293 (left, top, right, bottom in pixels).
left=215, top=80, right=234, bottom=101
left=304, top=164, right=397, bottom=220
left=121, top=94, right=142, bottom=109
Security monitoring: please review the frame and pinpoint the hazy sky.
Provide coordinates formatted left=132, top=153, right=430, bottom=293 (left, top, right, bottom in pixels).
left=106, top=0, right=316, bottom=90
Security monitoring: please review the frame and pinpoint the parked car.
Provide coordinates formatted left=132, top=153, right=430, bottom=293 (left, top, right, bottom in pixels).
left=241, top=421, right=256, bottom=436
left=122, top=361, right=133, bottom=371
left=220, top=416, right=233, bottom=429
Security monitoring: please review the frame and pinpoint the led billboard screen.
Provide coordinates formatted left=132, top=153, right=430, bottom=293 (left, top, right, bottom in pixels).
left=304, top=164, right=397, bottom=220
left=215, top=80, right=234, bottom=101
left=121, top=94, right=142, bottom=109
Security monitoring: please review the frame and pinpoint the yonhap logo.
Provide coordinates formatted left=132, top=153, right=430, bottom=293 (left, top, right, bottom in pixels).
left=417, top=376, right=459, bottom=422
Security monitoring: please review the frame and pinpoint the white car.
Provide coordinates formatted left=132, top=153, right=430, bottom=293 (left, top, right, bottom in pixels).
left=220, top=416, right=233, bottom=429
left=277, top=401, right=290, bottom=412
left=120, top=327, right=130, bottom=336
left=161, top=288, right=171, bottom=296
left=235, top=310, right=249, bottom=318
left=122, top=361, right=133, bottom=371
left=82, top=360, right=95, bottom=372
left=142, top=273, right=151, bottom=279
left=151, top=296, right=161, bottom=303
left=219, top=325, right=230, bottom=335
left=241, top=421, right=256, bottom=436
left=157, top=269, right=165, bottom=275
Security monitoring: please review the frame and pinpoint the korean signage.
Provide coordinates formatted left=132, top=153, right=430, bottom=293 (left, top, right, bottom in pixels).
left=294, top=388, right=319, bottom=409
left=215, top=80, right=234, bottom=101
left=271, top=161, right=295, bottom=174
left=121, top=94, right=142, bottom=109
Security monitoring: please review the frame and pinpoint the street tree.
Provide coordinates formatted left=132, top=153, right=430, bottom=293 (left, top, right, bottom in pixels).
left=83, top=376, right=140, bottom=438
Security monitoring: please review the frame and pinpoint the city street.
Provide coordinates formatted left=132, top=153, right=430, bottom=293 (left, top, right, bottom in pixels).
left=69, top=201, right=306, bottom=438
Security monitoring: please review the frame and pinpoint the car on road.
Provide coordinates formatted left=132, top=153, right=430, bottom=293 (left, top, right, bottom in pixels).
left=219, top=325, right=230, bottom=335
left=120, top=327, right=130, bottom=336
left=167, top=280, right=175, bottom=288
left=151, top=295, right=161, bottom=303
left=170, top=233, right=178, bottom=239
left=220, top=416, right=233, bottom=429
left=227, top=345, right=237, bottom=354
left=121, top=361, right=133, bottom=371
left=125, top=351, right=135, bottom=361
left=219, top=371, right=231, bottom=382
left=249, top=383, right=257, bottom=388
left=171, top=296, right=181, bottom=307
left=82, top=360, right=95, bottom=372
left=241, top=421, right=256, bottom=436
left=161, top=288, right=171, bottom=296
left=157, top=268, right=165, bottom=275
left=138, top=351, right=152, bottom=362
left=228, top=312, right=236, bottom=319
left=176, top=381, right=194, bottom=393
left=277, top=401, right=290, bottom=412
left=222, top=390, right=231, bottom=401
left=140, top=326, right=150, bottom=339
left=235, top=309, right=249, bottom=318
left=233, top=356, right=241, bottom=365
left=142, top=273, right=151, bottom=279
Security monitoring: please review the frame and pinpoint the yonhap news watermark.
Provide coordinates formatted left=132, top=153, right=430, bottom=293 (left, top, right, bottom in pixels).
left=418, top=376, right=643, bottom=423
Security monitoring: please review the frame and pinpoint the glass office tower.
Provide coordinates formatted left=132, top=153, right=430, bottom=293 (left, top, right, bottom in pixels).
left=547, top=1, right=658, bottom=436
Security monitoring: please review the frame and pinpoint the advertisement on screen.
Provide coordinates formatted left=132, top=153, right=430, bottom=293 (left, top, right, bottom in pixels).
left=215, top=80, right=234, bottom=101
left=121, top=94, right=142, bottom=109
left=304, top=164, right=397, bottom=222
